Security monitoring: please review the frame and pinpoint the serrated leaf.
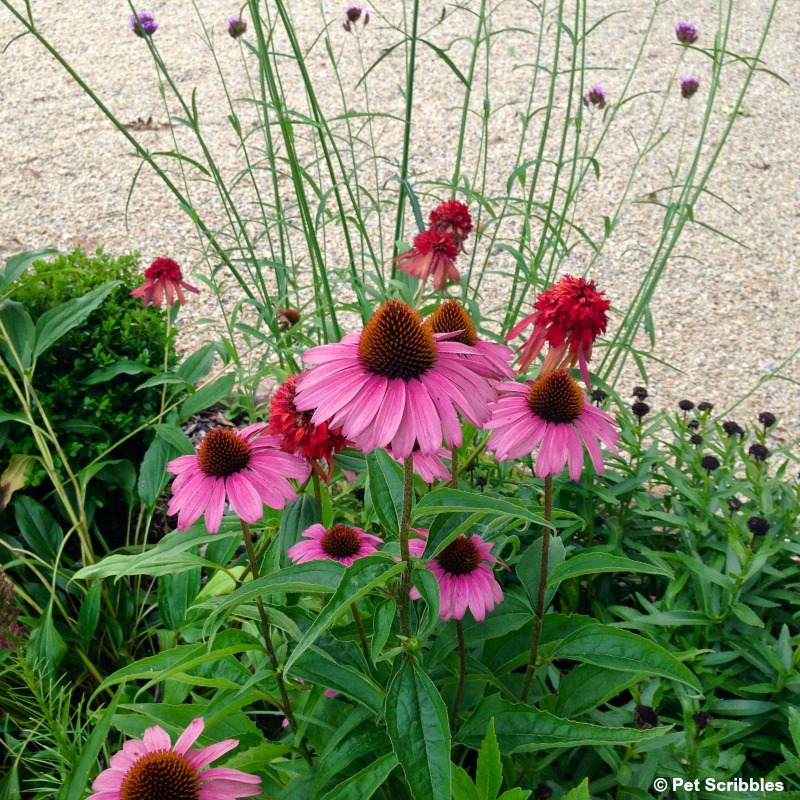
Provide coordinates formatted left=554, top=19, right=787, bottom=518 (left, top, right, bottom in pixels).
left=385, top=660, right=451, bottom=800
left=476, top=718, right=502, bottom=800
left=562, top=779, right=591, bottom=800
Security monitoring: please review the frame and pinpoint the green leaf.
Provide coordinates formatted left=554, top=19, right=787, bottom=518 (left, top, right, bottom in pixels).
left=77, top=583, right=102, bottom=644
left=83, top=359, right=148, bottom=385
left=138, top=436, right=172, bottom=507
left=293, top=649, right=384, bottom=713
left=0, top=761, right=20, bottom=800
left=497, top=792, right=532, bottom=800
left=476, top=718, right=502, bottom=800
left=159, top=565, right=202, bottom=630
left=33, top=281, right=120, bottom=359
left=562, top=779, right=591, bottom=800
left=517, top=534, right=566, bottom=609
left=731, top=602, right=765, bottom=628
left=555, top=664, right=646, bottom=718
left=550, top=626, right=701, bottom=691
left=0, top=300, right=35, bottom=372
left=27, top=606, right=67, bottom=670
left=57, top=690, right=122, bottom=800
left=285, top=555, right=404, bottom=672
left=318, top=752, right=398, bottom=800
left=177, top=343, right=217, bottom=384
left=385, top=660, right=452, bottom=800
left=1, top=248, right=58, bottom=292
left=547, top=552, right=672, bottom=586
left=366, top=448, right=405, bottom=535
left=412, top=567, right=441, bottom=639
left=14, top=495, right=62, bottom=561
left=153, top=423, right=196, bottom=455
left=452, top=765, right=479, bottom=800
left=180, top=373, right=236, bottom=420
left=413, top=489, right=550, bottom=530
left=457, top=695, right=668, bottom=754
left=371, top=598, right=397, bottom=662
left=279, top=493, right=321, bottom=565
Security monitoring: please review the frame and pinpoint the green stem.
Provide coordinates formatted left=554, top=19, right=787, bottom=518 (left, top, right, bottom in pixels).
left=398, top=456, right=415, bottom=639
left=451, top=447, right=459, bottom=490
left=351, top=602, right=370, bottom=663
left=451, top=619, right=466, bottom=732
left=520, top=474, right=553, bottom=702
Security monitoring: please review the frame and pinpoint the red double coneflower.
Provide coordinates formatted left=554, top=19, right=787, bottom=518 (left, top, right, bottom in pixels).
left=506, top=274, right=609, bottom=385
left=267, top=375, right=348, bottom=481
left=429, top=200, right=473, bottom=253
left=130, top=257, right=199, bottom=308
left=394, top=229, right=460, bottom=290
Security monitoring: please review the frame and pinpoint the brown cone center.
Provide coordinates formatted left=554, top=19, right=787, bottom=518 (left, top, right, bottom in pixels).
left=321, top=524, right=363, bottom=559
left=358, top=300, right=437, bottom=381
left=425, top=300, right=477, bottom=347
left=526, top=370, right=584, bottom=423
left=120, top=751, right=200, bottom=800
left=436, top=536, right=481, bottom=576
left=197, top=428, right=253, bottom=477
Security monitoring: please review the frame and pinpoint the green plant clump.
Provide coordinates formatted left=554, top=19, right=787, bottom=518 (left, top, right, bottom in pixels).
left=0, top=248, right=175, bottom=479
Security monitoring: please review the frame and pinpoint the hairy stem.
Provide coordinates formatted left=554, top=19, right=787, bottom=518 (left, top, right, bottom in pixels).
left=451, top=619, right=466, bottom=732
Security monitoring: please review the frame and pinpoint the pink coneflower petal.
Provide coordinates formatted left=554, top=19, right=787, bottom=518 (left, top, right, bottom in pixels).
left=88, top=719, right=259, bottom=800
left=295, top=300, right=498, bottom=456
left=485, top=370, right=619, bottom=480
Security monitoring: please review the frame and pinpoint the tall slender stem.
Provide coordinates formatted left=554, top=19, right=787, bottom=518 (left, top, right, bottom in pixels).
left=351, top=602, right=370, bottom=663
left=158, top=309, right=172, bottom=423
left=520, top=474, right=553, bottom=702
left=240, top=521, right=310, bottom=762
left=451, top=447, right=459, bottom=490
left=398, top=456, right=415, bottom=639
left=451, top=619, right=466, bottom=732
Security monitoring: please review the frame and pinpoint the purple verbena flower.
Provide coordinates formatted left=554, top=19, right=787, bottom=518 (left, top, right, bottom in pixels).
left=342, top=4, right=369, bottom=32
left=680, top=76, right=701, bottom=99
left=675, top=21, right=699, bottom=45
left=582, top=84, right=607, bottom=110
left=227, top=15, right=247, bottom=38
left=130, top=10, right=158, bottom=38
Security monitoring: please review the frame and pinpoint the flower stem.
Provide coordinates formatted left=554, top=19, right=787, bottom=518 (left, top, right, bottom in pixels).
left=451, top=619, right=466, bottom=732
left=520, top=473, right=553, bottom=702
left=240, top=520, right=310, bottom=763
left=398, top=456, right=415, bottom=640
left=158, top=308, right=172, bottom=422
left=351, top=601, right=370, bottom=663
left=451, top=446, right=459, bottom=489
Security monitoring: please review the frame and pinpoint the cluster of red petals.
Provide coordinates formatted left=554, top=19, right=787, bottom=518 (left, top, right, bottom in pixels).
left=506, top=275, right=609, bottom=382
left=429, top=200, right=473, bottom=252
left=130, top=257, right=199, bottom=308
left=394, top=229, right=460, bottom=290
left=267, top=375, right=348, bottom=479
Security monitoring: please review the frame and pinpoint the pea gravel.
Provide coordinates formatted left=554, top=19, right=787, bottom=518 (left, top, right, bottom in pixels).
left=0, top=0, right=798, bottom=448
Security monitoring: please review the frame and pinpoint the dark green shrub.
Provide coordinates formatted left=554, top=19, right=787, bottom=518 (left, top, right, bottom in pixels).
left=0, top=248, right=177, bottom=481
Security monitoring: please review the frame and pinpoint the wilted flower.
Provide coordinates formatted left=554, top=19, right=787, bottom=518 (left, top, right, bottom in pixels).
left=693, top=711, right=714, bottom=730
left=582, top=85, right=607, bottom=110
left=748, top=443, right=769, bottom=462
left=680, top=76, right=701, bottom=99
left=342, top=3, right=369, bottom=32
left=0, top=569, right=26, bottom=649
left=227, top=15, right=247, bottom=38
left=394, top=229, right=460, bottom=290
left=697, top=401, right=714, bottom=412
left=294, top=300, right=497, bottom=457
left=506, top=275, right=610, bottom=384
left=485, top=370, right=620, bottom=481
left=166, top=424, right=310, bottom=533
left=267, top=375, right=348, bottom=481
left=130, top=257, right=199, bottom=307
left=634, top=705, right=659, bottom=730
left=747, top=516, right=770, bottom=536
left=129, top=11, right=158, bottom=37
left=758, top=411, right=776, bottom=429
left=288, top=523, right=382, bottom=566
left=87, top=718, right=261, bottom=800
left=675, top=21, right=699, bottom=45
left=632, top=386, right=649, bottom=400
left=428, top=200, right=473, bottom=252
left=632, top=401, right=650, bottom=418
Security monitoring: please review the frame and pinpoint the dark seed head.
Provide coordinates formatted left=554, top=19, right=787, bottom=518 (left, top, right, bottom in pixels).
left=632, top=386, right=648, bottom=400
left=475, top=475, right=487, bottom=487
left=748, top=443, right=769, bottom=462
left=634, top=705, right=659, bottom=730
left=690, top=434, right=703, bottom=446
left=697, top=401, right=714, bottom=412
left=758, top=411, right=776, bottom=429
left=436, top=536, right=481, bottom=576
left=722, top=420, right=744, bottom=437
left=747, top=516, right=770, bottom=536
left=701, top=455, right=720, bottom=472
left=693, top=711, right=713, bottom=730
left=688, top=419, right=700, bottom=430
left=727, top=496, right=742, bottom=513
left=631, top=401, right=650, bottom=418
left=591, top=388, right=608, bottom=404
left=678, top=399, right=695, bottom=411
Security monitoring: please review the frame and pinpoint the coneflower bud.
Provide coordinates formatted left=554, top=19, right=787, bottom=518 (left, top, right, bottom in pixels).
left=701, top=455, right=720, bottom=472
left=727, top=496, right=742, bottom=514
left=591, top=388, right=608, bottom=405
left=632, top=386, right=648, bottom=400
left=747, top=516, right=769, bottom=536
left=693, top=711, right=713, bottom=730
left=748, top=443, right=769, bottom=462
left=690, top=434, right=703, bottom=446
left=631, top=401, right=650, bottom=418
left=688, top=419, right=700, bottom=430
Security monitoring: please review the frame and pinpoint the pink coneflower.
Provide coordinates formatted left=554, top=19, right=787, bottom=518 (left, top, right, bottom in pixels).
left=293, top=300, right=496, bottom=458
left=267, top=375, right=348, bottom=481
left=425, top=299, right=515, bottom=382
left=506, top=274, right=609, bottom=385
left=389, top=445, right=451, bottom=483
left=410, top=534, right=504, bottom=622
left=429, top=200, right=473, bottom=253
left=88, top=718, right=260, bottom=800
left=167, top=424, right=310, bottom=533
left=485, top=370, right=620, bottom=480
left=287, top=523, right=382, bottom=566
left=131, top=257, right=199, bottom=307
left=394, top=229, right=460, bottom=290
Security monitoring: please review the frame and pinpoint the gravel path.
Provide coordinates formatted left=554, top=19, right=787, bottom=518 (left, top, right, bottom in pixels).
left=1, top=1, right=798, bottom=446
